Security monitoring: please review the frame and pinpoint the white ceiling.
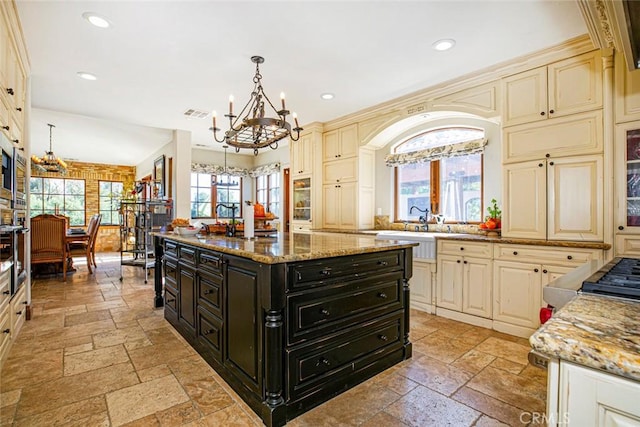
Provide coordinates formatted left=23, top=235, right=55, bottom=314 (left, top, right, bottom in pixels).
left=16, top=0, right=589, bottom=165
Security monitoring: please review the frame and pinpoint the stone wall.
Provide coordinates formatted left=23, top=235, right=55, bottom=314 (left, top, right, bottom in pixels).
left=32, top=161, right=136, bottom=252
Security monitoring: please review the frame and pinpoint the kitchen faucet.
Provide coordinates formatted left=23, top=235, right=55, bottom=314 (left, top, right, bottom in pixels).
left=409, top=205, right=430, bottom=231
left=215, top=203, right=239, bottom=237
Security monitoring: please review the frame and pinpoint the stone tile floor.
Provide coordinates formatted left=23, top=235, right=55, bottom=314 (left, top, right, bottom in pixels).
left=0, top=253, right=546, bottom=426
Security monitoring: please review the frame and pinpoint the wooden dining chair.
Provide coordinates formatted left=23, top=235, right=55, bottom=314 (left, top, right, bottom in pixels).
left=68, top=214, right=101, bottom=274
left=31, top=214, right=68, bottom=281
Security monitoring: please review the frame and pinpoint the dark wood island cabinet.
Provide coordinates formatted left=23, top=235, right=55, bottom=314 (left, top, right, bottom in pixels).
left=153, top=232, right=415, bottom=427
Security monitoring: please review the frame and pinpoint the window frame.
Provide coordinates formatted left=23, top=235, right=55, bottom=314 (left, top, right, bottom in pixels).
left=98, top=180, right=124, bottom=226
left=29, top=177, right=87, bottom=226
left=190, top=172, right=243, bottom=219
left=255, top=172, right=280, bottom=215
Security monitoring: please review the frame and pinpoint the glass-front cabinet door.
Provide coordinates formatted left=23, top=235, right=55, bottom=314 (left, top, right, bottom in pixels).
left=293, top=177, right=311, bottom=221
left=619, top=125, right=640, bottom=229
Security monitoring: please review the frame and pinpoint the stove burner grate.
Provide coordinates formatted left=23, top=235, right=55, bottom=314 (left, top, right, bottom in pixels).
left=581, top=257, right=640, bottom=300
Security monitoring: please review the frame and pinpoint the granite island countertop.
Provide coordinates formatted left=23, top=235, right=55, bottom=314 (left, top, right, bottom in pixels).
left=156, top=231, right=418, bottom=264
left=530, top=294, right=640, bottom=381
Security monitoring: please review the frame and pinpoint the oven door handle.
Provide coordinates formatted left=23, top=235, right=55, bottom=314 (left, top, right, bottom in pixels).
left=17, top=228, right=28, bottom=234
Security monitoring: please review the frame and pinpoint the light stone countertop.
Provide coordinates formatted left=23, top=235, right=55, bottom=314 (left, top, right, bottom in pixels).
left=157, top=231, right=417, bottom=264
left=530, top=294, right=640, bottom=381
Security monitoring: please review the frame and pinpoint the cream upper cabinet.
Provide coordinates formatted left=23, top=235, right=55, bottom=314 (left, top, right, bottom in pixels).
left=614, top=121, right=640, bottom=256
left=436, top=241, right=493, bottom=319
left=323, top=158, right=357, bottom=184
left=502, top=155, right=603, bottom=241
left=614, top=52, right=640, bottom=124
left=291, top=133, right=314, bottom=177
left=322, top=124, right=358, bottom=161
left=321, top=181, right=357, bottom=229
left=503, top=50, right=603, bottom=127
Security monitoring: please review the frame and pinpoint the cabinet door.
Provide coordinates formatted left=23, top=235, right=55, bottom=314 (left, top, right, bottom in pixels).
left=291, top=134, right=313, bottom=176
left=178, top=265, right=196, bottom=333
left=323, top=129, right=341, bottom=161
left=541, top=264, right=574, bottom=287
left=462, top=257, right=492, bottom=318
left=615, top=52, right=640, bottom=123
left=410, top=260, right=434, bottom=312
left=436, top=254, right=463, bottom=312
left=338, top=182, right=357, bottom=229
left=559, top=362, right=640, bottom=427
left=503, top=66, right=548, bottom=126
left=322, top=184, right=340, bottom=228
left=493, top=260, right=541, bottom=328
left=338, top=124, right=358, bottom=159
left=547, top=51, right=602, bottom=120
left=547, top=155, right=603, bottom=241
left=615, top=122, right=640, bottom=235
left=502, top=160, right=546, bottom=239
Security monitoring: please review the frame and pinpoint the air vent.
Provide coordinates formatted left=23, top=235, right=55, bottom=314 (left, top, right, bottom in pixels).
left=183, top=109, right=210, bottom=119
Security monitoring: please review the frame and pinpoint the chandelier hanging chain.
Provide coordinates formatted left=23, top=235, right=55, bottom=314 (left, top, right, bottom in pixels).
left=212, top=56, right=302, bottom=156
left=48, top=123, right=54, bottom=153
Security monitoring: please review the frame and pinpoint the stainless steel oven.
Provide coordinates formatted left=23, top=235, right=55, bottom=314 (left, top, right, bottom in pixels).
left=0, top=206, right=14, bottom=295
left=13, top=148, right=26, bottom=210
left=0, top=135, right=13, bottom=204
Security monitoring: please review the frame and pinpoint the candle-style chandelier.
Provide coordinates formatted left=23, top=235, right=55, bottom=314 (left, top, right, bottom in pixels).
left=31, top=123, right=68, bottom=174
left=211, top=56, right=302, bottom=155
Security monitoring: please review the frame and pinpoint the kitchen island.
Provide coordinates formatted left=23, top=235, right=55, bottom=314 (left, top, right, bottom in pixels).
left=530, top=294, right=640, bottom=426
left=153, top=232, right=416, bottom=427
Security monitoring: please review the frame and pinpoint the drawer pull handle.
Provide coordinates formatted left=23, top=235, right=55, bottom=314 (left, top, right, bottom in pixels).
left=15, top=310, right=22, bottom=315
left=513, top=251, right=518, bottom=255
left=320, top=268, right=332, bottom=276
left=3, top=328, right=9, bottom=334
left=2, top=290, right=8, bottom=295
left=203, top=329, right=214, bottom=335
left=316, top=357, right=331, bottom=367
left=460, top=247, right=464, bottom=251
left=457, top=260, right=461, bottom=263
left=534, top=268, right=539, bottom=273
left=166, top=298, right=176, bottom=303
left=22, top=301, right=27, bottom=305
left=379, top=334, right=388, bottom=341
left=378, top=292, right=387, bottom=299
left=6, top=88, right=14, bottom=95
left=378, top=261, right=388, bottom=266
left=543, top=269, right=548, bottom=274
left=567, top=255, right=573, bottom=260
left=320, top=308, right=330, bottom=317
left=204, top=289, right=214, bottom=295
left=1, top=126, right=8, bottom=131
left=296, top=272, right=302, bottom=281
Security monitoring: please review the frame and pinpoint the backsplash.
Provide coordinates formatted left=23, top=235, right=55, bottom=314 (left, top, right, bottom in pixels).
left=374, top=215, right=482, bottom=234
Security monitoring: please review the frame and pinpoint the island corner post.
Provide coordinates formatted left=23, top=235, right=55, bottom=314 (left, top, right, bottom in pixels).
left=153, top=233, right=414, bottom=427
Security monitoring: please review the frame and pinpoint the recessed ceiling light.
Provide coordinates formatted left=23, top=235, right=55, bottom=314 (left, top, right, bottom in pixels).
left=432, top=39, right=456, bottom=51
left=321, top=93, right=334, bottom=100
left=77, top=72, right=97, bottom=81
left=82, top=12, right=111, bottom=29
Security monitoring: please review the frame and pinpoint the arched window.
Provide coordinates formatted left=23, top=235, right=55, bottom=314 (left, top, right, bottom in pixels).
left=388, top=127, right=486, bottom=223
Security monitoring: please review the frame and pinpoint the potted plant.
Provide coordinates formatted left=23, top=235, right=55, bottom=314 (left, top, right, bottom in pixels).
left=479, top=198, right=501, bottom=236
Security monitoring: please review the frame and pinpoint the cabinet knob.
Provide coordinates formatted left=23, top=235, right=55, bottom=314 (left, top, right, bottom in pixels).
left=2, top=328, right=9, bottom=334
left=378, top=261, right=388, bottom=266
left=457, top=260, right=461, bottom=263
left=2, top=290, right=8, bottom=295
left=320, top=268, right=332, bottom=276
left=543, top=269, right=548, bottom=273
left=534, top=268, right=539, bottom=273
left=203, top=329, right=214, bottom=335
left=540, top=111, right=545, bottom=116
left=166, top=298, right=175, bottom=303
left=567, top=255, right=573, bottom=260
left=1, top=126, right=8, bottom=131
left=513, top=251, right=518, bottom=255
left=15, top=107, right=22, bottom=112
left=549, top=161, right=554, bottom=166
left=463, top=260, right=467, bottom=264
left=460, top=247, right=464, bottom=251
left=338, top=154, right=341, bottom=158
left=203, top=289, right=213, bottom=295
left=320, top=308, right=330, bottom=316
left=6, top=88, right=14, bottom=96
left=538, top=163, right=543, bottom=167
left=378, top=334, right=388, bottom=341
left=316, top=357, right=331, bottom=367
left=619, top=226, right=624, bottom=230
left=12, top=139, right=18, bottom=144
left=16, top=310, right=22, bottom=315
left=549, top=109, right=555, bottom=114
left=545, top=153, right=551, bottom=158
left=377, top=292, right=387, bottom=299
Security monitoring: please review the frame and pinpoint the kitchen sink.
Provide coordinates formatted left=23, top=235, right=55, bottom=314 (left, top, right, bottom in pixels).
left=375, top=230, right=463, bottom=261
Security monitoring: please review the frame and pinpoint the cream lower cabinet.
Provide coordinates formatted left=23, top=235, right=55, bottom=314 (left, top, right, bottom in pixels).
left=549, top=360, right=640, bottom=427
left=436, top=241, right=493, bottom=320
left=493, top=244, right=602, bottom=337
left=503, top=155, right=603, bottom=241
left=410, top=260, right=435, bottom=313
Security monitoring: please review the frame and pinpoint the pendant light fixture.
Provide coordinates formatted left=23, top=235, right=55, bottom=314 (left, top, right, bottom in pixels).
left=211, top=56, right=303, bottom=155
left=213, top=145, right=238, bottom=187
left=31, top=123, right=68, bottom=174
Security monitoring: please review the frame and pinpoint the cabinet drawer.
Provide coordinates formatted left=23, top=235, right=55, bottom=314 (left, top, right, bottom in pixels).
left=494, top=244, right=601, bottom=265
left=164, top=287, right=178, bottom=313
left=178, top=245, right=196, bottom=265
left=615, top=235, right=640, bottom=257
left=198, top=271, right=222, bottom=318
left=0, top=271, right=9, bottom=315
left=164, top=258, right=178, bottom=287
left=11, top=287, right=27, bottom=336
left=287, top=312, right=403, bottom=400
left=197, top=306, right=222, bottom=361
left=287, top=272, right=403, bottom=344
left=198, top=251, right=222, bottom=273
left=438, top=240, right=492, bottom=257
left=289, top=250, right=403, bottom=288
left=165, top=240, right=178, bottom=258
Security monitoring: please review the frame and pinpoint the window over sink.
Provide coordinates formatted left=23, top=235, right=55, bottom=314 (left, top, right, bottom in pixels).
left=388, top=127, right=485, bottom=223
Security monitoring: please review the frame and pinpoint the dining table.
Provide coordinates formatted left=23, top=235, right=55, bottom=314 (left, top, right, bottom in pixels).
left=65, top=229, right=89, bottom=271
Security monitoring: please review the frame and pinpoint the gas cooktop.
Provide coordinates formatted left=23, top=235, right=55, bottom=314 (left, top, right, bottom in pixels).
left=581, top=257, right=640, bottom=300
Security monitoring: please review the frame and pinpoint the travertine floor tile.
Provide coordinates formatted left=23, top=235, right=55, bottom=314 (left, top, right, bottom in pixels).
left=385, top=385, right=480, bottom=427
left=475, top=337, right=531, bottom=365
left=183, top=378, right=234, bottom=415
left=359, top=411, right=410, bottom=427
left=106, top=375, right=189, bottom=426
left=0, top=388, right=21, bottom=407
left=466, top=366, right=546, bottom=413
left=453, top=386, right=528, bottom=426
left=12, top=395, right=107, bottom=427
left=1, top=348, right=63, bottom=391
left=64, top=344, right=129, bottom=376
left=92, top=325, right=148, bottom=349
left=451, top=349, right=496, bottom=374
left=396, top=354, right=473, bottom=396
